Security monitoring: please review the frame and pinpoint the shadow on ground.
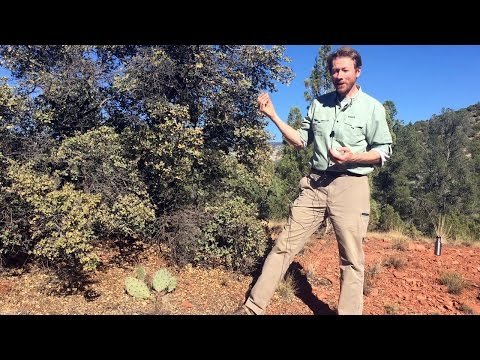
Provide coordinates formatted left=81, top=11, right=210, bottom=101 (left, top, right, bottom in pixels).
left=290, top=262, right=336, bottom=315
left=243, top=261, right=336, bottom=315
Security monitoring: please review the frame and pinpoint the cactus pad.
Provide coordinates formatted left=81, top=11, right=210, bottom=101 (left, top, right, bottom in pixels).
left=135, top=265, right=147, bottom=282
left=125, top=276, right=151, bottom=299
left=152, top=268, right=177, bottom=293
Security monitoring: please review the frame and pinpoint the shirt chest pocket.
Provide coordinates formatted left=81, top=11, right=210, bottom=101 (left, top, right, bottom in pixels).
left=312, top=119, right=332, bottom=137
left=343, top=116, right=365, bottom=141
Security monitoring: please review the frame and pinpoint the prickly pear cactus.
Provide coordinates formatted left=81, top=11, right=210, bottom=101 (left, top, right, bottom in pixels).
left=152, top=268, right=177, bottom=293
left=135, top=265, right=147, bottom=282
left=125, top=276, right=151, bottom=299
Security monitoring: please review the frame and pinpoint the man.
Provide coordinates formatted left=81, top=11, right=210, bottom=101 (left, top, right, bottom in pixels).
left=235, top=46, right=393, bottom=315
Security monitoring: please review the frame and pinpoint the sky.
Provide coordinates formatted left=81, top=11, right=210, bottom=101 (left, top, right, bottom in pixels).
left=267, top=45, right=480, bottom=142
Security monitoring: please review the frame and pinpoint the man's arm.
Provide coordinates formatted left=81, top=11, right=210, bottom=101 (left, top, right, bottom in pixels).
left=329, top=147, right=381, bottom=165
left=330, top=102, right=393, bottom=166
left=258, top=93, right=304, bottom=149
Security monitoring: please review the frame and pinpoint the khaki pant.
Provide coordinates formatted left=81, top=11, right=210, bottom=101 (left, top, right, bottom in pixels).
left=244, top=173, right=370, bottom=315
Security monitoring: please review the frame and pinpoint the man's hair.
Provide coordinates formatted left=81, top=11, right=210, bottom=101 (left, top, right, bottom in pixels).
left=327, top=46, right=362, bottom=73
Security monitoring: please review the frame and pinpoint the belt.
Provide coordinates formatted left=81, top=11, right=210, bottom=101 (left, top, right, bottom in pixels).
left=310, top=168, right=365, bottom=177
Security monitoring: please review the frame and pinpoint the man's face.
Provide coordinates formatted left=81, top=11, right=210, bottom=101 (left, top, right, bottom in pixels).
left=331, top=56, right=361, bottom=98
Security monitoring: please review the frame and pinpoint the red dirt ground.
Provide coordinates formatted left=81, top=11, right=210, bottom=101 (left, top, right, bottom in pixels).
left=1, top=232, right=479, bottom=315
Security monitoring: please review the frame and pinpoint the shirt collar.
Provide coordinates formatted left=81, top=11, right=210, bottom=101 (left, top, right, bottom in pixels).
left=336, top=85, right=361, bottom=109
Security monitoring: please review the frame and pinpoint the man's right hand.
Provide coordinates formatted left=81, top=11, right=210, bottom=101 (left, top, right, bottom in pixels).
left=257, top=92, right=304, bottom=149
left=257, top=93, right=276, bottom=119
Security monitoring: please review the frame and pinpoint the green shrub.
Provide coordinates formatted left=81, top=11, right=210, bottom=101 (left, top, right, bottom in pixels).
left=379, top=204, right=405, bottom=232
left=369, top=199, right=381, bottom=231
left=266, top=176, right=290, bottom=220
left=7, top=162, right=101, bottom=271
left=53, top=126, right=148, bottom=204
left=0, top=189, right=33, bottom=265
left=443, top=210, right=480, bottom=243
left=97, top=193, right=156, bottom=241
left=199, top=195, right=269, bottom=274
left=135, top=118, right=204, bottom=207
left=218, top=154, right=272, bottom=220
left=31, top=183, right=102, bottom=271
left=154, top=206, right=210, bottom=267
left=53, top=127, right=157, bottom=242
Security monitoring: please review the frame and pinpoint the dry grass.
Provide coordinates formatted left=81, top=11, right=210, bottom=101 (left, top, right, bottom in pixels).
left=383, top=256, right=406, bottom=270
left=369, top=228, right=480, bottom=251
left=306, top=265, right=316, bottom=282
left=276, top=271, right=298, bottom=302
left=450, top=238, right=480, bottom=248
left=458, top=303, right=473, bottom=314
left=363, top=262, right=382, bottom=296
left=384, top=304, right=398, bottom=314
left=434, top=214, right=452, bottom=241
left=392, top=238, right=408, bottom=251
left=439, top=271, right=465, bottom=295
left=368, top=230, right=409, bottom=243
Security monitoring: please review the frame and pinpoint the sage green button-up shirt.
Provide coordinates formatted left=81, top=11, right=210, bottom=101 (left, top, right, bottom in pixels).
left=298, top=86, right=393, bottom=176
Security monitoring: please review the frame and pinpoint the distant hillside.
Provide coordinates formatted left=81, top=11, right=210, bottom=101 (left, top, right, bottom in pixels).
left=411, top=102, right=479, bottom=131
left=465, top=103, right=480, bottom=139
left=269, top=142, right=284, bottom=161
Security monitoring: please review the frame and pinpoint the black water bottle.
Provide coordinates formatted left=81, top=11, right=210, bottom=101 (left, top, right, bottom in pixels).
left=434, top=236, right=442, bottom=256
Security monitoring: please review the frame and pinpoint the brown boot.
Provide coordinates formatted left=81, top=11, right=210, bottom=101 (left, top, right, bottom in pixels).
left=232, top=305, right=255, bottom=315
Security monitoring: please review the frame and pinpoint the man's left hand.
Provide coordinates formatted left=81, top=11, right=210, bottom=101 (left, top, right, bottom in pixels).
left=329, top=147, right=355, bottom=164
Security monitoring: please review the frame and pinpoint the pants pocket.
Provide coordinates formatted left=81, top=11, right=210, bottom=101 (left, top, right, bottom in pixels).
left=360, top=212, right=369, bottom=239
left=298, top=176, right=309, bottom=190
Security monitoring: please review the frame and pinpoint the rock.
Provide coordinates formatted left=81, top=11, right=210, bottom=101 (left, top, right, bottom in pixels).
left=182, top=299, right=193, bottom=308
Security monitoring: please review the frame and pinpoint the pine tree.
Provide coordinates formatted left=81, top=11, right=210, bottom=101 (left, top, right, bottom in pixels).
left=304, top=45, right=333, bottom=103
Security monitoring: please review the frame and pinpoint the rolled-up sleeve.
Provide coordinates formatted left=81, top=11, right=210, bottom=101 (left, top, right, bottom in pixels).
left=298, top=101, right=315, bottom=149
left=367, top=103, right=393, bottom=166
